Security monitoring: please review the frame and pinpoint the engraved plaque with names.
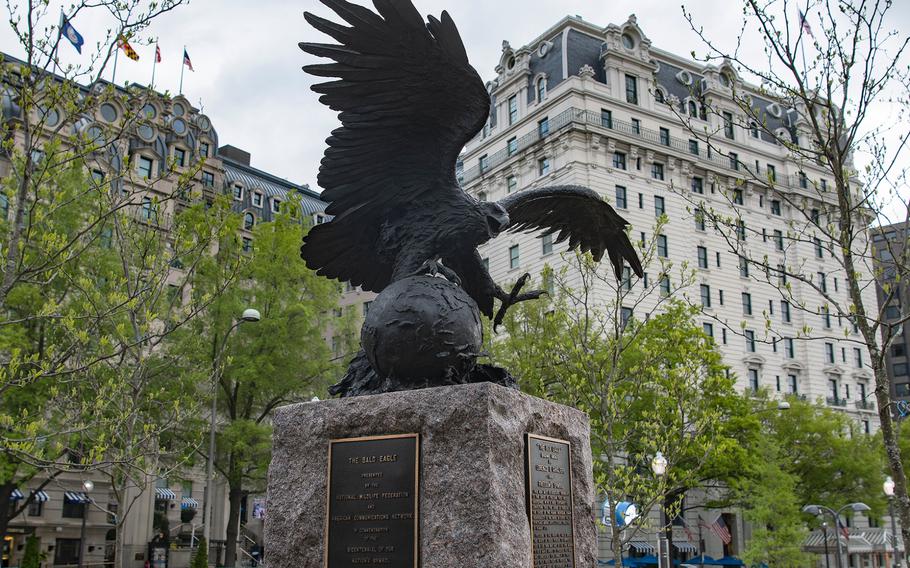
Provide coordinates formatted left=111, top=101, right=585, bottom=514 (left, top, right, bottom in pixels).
left=526, top=434, right=575, bottom=568
left=325, top=434, right=419, bottom=568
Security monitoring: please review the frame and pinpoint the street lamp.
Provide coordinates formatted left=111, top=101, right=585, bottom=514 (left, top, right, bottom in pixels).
left=78, top=479, right=94, bottom=568
left=885, top=476, right=900, bottom=568
left=202, top=308, right=261, bottom=560
left=821, top=522, right=831, bottom=568
left=651, top=452, right=670, bottom=568
left=803, top=502, right=871, bottom=568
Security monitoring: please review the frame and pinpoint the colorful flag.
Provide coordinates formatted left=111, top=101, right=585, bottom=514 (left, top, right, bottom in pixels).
left=799, top=9, right=816, bottom=41
left=708, top=514, right=732, bottom=544
left=682, top=519, right=696, bottom=543
left=838, top=519, right=849, bottom=539
left=155, top=44, right=161, bottom=63
left=183, top=49, right=194, bottom=71
left=117, top=36, right=140, bottom=61
left=59, top=11, right=84, bottom=54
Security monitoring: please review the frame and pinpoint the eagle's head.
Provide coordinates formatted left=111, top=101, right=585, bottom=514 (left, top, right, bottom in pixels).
left=482, top=202, right=510, bottom=239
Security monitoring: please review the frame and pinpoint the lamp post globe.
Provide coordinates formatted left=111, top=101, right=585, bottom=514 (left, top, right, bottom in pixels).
left=884, top=476, right=896, bottom=497
left=651, top=451, right=668, bottom=476
left=82, top=480, right=94, bottom=492
left=241, top=308, right=261, bottom=322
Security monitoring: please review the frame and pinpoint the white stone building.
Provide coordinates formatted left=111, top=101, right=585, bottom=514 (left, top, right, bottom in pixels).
left=458, top=13, right=884, bottom=565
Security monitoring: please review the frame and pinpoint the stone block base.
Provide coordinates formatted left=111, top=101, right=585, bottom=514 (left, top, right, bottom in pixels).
left=265, top=382, right=596, bottom=567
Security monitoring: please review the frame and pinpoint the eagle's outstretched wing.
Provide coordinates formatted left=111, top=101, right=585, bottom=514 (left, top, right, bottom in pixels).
left=498, top=185, right=644, bottom=279
left=299, top=0, right=489, bottom=291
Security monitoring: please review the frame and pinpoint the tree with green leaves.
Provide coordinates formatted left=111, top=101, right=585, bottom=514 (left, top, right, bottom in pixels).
left=168, top=201, right=350, bottom=567
left=19, top=534, right=41, bottom=568
left=489, top=235, right=755, bottom=566
left=190, top=537, right=208, bottom=568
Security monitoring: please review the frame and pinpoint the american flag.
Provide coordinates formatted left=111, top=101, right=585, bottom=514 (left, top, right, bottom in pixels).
left=155, top=44, right=161, bottom=63
left=703, top=514, right=732, bottom=545
left=682, top=519, right=696, bottom=543
left=183, top=48, right=194, bottom=72
left=798, top=9, right=816, bottom=41
left=838, top=519, right=850, bottom=539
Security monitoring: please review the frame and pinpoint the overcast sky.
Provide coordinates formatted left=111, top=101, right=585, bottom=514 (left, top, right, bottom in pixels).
left=1, top=0, right=908, bottom=199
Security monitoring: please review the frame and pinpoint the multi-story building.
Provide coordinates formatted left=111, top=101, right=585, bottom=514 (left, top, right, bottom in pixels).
left=872, top=222, right=910, bottom=406
left=459, top=14, right=883, bottom=565
left=0, top=54, right=334, bottom=568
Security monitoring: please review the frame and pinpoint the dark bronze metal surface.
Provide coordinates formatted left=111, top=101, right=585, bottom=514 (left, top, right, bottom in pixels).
left=325, top=434, right=419, bottom=568
left=526, top=434, right=575, bottom=568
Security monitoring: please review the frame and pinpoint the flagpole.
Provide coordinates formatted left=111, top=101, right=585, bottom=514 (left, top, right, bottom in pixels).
left=112, top=42, right=120, bottom=85
left=697, top=516, right=703, bottom=568
left=151, top=43, right=158, bottom=88
left=179, top=44, right=185, bottom=94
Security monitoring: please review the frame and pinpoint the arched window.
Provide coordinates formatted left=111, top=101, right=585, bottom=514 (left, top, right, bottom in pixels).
left=536, top=77, right=546, bottom=102
left=688, top=100, right=698, bottom=117
left=244, top=212, right=255, bottom=230
left=654, top=89, right=665, bottom=104
left=477, top=191, right=487, bottom=202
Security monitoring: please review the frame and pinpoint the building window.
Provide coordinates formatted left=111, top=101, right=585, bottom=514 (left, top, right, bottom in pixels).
left=781, top=301, right=791, bottom=323
left=272, top=199, right=281, bottom=213
left=785, top=338, right=795, bottom=358
left=659, top=127, right=670, bottom=146
left=718, top=289, right=724, bottom=305
left=507, top=137, right=517, bottom=156
left=538, top=157, right=550, bottom=176
left=233, top=185, right=243, bottom=200
left=739, top=256, right=749, bottom=277
left=722, top=328, right=727, bottom=344
left=201, top=171, right=215, bottom=187
left=478, top=155, right=489, bottom=173
left=651, top=162, right=664, bottom=180
left=28, top=500, right=43, bottom=516
left=242, top=237, right=252, bottom=252
left=536, top=77, right=546, bottom=102
left=631, top=118, right=641, bottom=134
left=697, top=246, right=708, bottom=269
left=140, top=197, right=156, bottom=222
left=691, top=177, right=703, bottom=194
left=655, top=89, right=665, bottom=103
left=688, top=139, right=699, bottom=155
left=54, top=538, right=82, bottom=566
left=621, top=267, right=633, bottom=291
left=854, top=347, right=863, bottom=368
left=199, top=142, right=210, bottom=157
left=811, top=208, right=820, bottom=224
left=742, top=292, right=752, bottom=315
left=625, top=74, right=638, bottom=104
left=895, top=363, right=909, bottom=376
left=244, top=212, right=255, bottom=230
left=700, top=284, right=711, bottom=308
left=729, top=152, right=739, bottom=170
left=774, top=230, right=784, bottom=251
left=788, top=374, right=798, bottom=394
left=688, top=100, right=698, bottom=117
left=815, top=238, right=824, bottom=258
left=62, top=499, right=86, bottom=519
left=541, top=233, right=553, bottom=255
left=654, top=196, right=665, bottom=218
left=799, top=172, right=808, bottom=188
left=703, top=322, right=714, bottom=338
left=748, top=368, right=759, bottom=391
left=723, top=111, right=735, bottom=139
left=615, top=186, right=627, bottom=209
left=538, top=117, right=549, bottom=137
left=771, top=199, right=781, bottom=215
left=733, top=189, right=743, bottom=205
left=620, top=306, right=633, bottom=328
left=825, top=342, right=835, bottom=364
left=509, top=245, right=520, bottom=269
left=601, top=109, right=613, bottom=128
left=613, top=152, right=626, bottom=170
left=507, top=175, right=517, bottom=193
left=252, top=192, right=263, bottom=207
left=737, top=220, right=747, bottom=241
left=137, top=156, right=153, bottom=178
left=657, top=235, right=668, bottom=258
left=749, top=121, right=759, bottom=138
left=174, top=147, right=186, bottom=167
left=508, top=95, right=518, bottom=125
left=765, top=164, right=776, bottom=183
left=660, top=275, right=671, bottom=296
left=695, top=206, right=706, bottom=231
left=745, top=330, right=756, bottom=352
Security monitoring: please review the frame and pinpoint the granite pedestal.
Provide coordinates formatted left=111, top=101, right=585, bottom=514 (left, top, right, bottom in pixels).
left=264, top=382, right=596, bottom=567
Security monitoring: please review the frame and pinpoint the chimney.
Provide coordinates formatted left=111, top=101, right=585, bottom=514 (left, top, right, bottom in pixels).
left=218, top=145, right=251, bottom=166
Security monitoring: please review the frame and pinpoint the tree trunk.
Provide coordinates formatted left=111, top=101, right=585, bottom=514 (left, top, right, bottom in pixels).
left=0, top=483, right=14, bottom=540
left=873, top=364, right=910, bottom=568
left=609, top=501, right=624, bottom=567
left=223, top=455, right=243, bottom=568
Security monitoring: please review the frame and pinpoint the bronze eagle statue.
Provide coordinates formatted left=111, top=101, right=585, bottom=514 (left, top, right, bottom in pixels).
left=299, top=0, right=643, bottom=396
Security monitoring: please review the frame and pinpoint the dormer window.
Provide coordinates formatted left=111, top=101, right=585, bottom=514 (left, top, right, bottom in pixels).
left=244, top=212, right=255, bottom=230
left=199, top=142, right=210, bottom=157
left=137, top=156, right=153, bottom=179
left=272, top=199, right=281, bottom=213
left=173, top=147, right=186, bottom=167
left=536, top=77, right=546, bottom=102
left=621, top=33, right=635, bottom=50
left=233, top=185, right=243, bottom=201
left=252, top=192, right=263, bottom=208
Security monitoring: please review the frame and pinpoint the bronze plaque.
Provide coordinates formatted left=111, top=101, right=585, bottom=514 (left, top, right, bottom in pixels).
left=526, top=434, right=575, bottom=568
left=325, top=433, right=419, bottom=568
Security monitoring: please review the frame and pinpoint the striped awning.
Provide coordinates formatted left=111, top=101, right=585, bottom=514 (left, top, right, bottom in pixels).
left=673, top=542, right=698, bottom=552
left=155, top=487, right=176, bottom=500
left=64, top=491, right=90, bottom=504
left=31, top=490, right=49, bottom=503
left=9, top=489, right=23, bottom=500
left=181, top=497, right=199, bottom=509
left=629, top=540, right=656, bottom=554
